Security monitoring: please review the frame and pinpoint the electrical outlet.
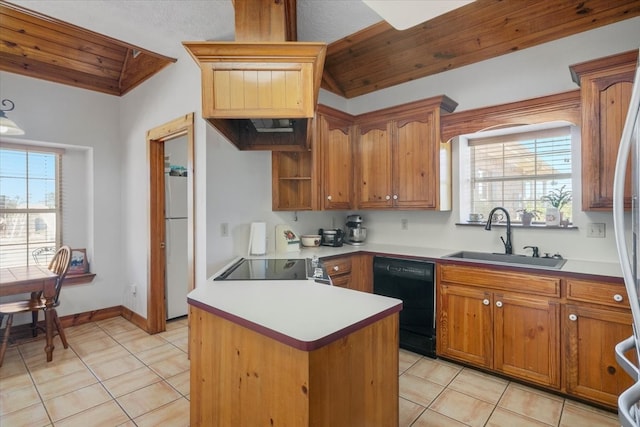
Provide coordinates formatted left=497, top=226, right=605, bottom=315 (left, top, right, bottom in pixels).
left=401, top=218, right=409, bottom=230
left=220, top=222, right=229, bottom=237
left=587, top=223, right=606, bottom=238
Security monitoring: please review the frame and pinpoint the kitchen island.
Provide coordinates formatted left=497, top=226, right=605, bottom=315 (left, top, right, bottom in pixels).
left=188, top=280, right=402, bottom=427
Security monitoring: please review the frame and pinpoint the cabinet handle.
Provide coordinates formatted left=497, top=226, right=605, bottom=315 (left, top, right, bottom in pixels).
left=327, top=195, right=332, bottom=201
left=569, top=314, right=577, bottom=321
left=333, top=266, right=339, bottom=272
left=495, top=301, right=503, bottom=308
left=482, top=299, right=490, bottom=306
left=393, top=194, right=398, bottom=200
left=385, top=195, right=391, bottom=200
left=613, top=294, right=624, bottom=302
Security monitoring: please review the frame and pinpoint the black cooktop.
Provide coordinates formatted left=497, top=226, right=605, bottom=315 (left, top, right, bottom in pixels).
left=214, top=258, right=309, bottom=281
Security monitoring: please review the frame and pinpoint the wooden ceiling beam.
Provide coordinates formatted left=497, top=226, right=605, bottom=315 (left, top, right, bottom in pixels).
left=232, top=0, right=297, bottom=41
left=323, top=0, right=640, bottom=98
left=0, top=2, right=176, bottom=96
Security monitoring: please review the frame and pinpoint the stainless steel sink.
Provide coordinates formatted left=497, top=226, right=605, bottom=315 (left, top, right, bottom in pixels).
left=442, top=251, right=567, bottom=270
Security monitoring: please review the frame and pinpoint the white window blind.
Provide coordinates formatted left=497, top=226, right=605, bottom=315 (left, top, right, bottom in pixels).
left=468, top=126, right=572, bottom=223
left=0, top=143, right=63, bottom=267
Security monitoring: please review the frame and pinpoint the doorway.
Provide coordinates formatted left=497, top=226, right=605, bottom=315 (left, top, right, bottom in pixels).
left=147, top=113, right=195, bottom=334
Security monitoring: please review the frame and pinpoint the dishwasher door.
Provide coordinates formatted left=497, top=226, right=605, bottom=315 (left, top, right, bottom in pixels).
left=373, top=256, right=436, bottom=358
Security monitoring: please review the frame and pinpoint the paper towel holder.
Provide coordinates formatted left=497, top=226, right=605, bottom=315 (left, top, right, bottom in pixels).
left=248, top=222, right=267, bottom=256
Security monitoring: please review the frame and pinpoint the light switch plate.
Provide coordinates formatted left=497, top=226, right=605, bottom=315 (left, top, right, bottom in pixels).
left=587, top=223, right=606, bottom=238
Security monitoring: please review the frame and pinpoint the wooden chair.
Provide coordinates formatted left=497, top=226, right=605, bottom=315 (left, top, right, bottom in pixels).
left=0, top=245, right=72, bottom=366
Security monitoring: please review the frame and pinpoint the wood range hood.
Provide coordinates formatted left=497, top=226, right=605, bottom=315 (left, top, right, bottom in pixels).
left=183, top=0, right=326, bottom=151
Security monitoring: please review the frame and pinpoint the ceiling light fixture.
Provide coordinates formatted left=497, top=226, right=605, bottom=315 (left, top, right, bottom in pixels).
left=0, top=99, right=25, bottom=135
left=362, top=0, right=475, bottom=30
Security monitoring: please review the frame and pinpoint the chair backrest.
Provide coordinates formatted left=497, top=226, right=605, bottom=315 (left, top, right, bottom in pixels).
left=48, top=245, right=71, bottom=303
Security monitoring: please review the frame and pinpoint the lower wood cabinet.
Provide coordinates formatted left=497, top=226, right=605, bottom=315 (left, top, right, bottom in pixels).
left=438, top=282, right=560, bottom=388
left=564, top=277, right=635, bottom=408
left=323, top=253, right=373, bottom=293
left=564, top=303, right=633, bottom=407
left=437, top=263, right=633, bottom=409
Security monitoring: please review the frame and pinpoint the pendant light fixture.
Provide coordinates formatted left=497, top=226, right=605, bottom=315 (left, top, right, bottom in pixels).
left=0, top=99, right=25, bottom=135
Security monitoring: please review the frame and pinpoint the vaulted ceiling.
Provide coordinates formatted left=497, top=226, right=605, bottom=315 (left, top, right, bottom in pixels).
left=1, top=0, right=639, bottom=98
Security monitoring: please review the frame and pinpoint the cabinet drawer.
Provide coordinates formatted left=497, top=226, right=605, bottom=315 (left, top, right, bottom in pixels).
left=439, top=264, right=560, bottom=297
left=330, top=274, right=351, bottom=288
left=324, top=257, right=352, bottom=277
left=566, top=278, right=629, bottom=308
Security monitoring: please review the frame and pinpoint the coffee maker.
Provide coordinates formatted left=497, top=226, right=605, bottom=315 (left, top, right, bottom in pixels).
left=345, top=214, right=367, bottom=245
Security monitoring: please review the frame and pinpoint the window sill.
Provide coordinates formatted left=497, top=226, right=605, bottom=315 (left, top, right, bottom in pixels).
left=65, top=273, right=96, bottom=285
left=456, top=222, right=578, bottom=230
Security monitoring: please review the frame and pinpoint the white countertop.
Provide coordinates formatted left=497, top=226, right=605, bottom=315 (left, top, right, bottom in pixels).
left=189, top=242, right=622, bottom=350
left=188, top=280, right=402, bottom=351
left=288, top=243, right=624, bottom=278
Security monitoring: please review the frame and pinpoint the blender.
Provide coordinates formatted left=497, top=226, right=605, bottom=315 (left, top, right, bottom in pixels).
left=345, top=215, right=367, bottom=245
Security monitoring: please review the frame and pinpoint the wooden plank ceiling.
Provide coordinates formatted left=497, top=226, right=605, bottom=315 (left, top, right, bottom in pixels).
left=0, top=2, right=176, bottom=96
left=0, top=0, right=638, bottom=98
left=322, top=0, right=640, bottom=98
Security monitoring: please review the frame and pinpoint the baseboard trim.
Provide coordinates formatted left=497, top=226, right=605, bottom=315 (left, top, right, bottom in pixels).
left=120, top=306, right=149, bottom=332
left=60, top=306, right=124, bottom=328
left=3, top=306, right=150, bottom=341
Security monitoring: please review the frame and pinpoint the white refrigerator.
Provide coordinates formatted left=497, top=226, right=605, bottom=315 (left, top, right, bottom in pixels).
left=614, top=49, right=640, bottom=427
left=165, top=174, right=188, bottom=319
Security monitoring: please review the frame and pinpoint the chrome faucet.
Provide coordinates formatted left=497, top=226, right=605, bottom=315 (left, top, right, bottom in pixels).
left=485, top=207, right=512, bottom=255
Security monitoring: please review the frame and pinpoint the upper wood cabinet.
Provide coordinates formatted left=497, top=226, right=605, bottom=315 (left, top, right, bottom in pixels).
left=354, top=96, right=457, bottom=210
left=569, top=50, right=638, bottom=211
left=316, top=105, right=355, bottom=210
left=272, top=149, right=318, bottom=211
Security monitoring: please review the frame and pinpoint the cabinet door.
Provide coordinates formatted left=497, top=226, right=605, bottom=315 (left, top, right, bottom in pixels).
left=393, top=114, right=437, bottom=209
left=437, top=284, right=492, bottom=368
left=494, top=292, right=560, bottom=388
left=355, top=121, right=393, bottom=209
left=565, top=304, right=634, bottom=407
left=272, top=150, right=316, bottom=211
left=319, top=112, right=353, bottom=210
left=576, top=52, right=636, bottom=211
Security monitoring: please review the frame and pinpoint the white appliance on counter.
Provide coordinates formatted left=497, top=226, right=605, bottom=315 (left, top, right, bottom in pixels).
left=165, top=174, right=188, bottom=319
left=614, top=48, right=640, bottom=427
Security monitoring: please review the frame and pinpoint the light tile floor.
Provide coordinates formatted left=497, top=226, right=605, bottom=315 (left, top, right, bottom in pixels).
left=0, top=316, right=621, bottom=426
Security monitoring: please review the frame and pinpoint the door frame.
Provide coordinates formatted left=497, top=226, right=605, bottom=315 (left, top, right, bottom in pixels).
left=146, top=113, right=195, bottom=333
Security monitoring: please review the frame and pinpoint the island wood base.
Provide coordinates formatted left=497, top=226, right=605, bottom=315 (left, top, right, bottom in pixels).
left=189, top=305, right=399, bottom=426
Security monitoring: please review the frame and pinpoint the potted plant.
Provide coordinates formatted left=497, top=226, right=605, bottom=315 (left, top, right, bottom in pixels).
left=541, top=185, right=572, bottom=226
left=517, top=208, right=540, bottom=226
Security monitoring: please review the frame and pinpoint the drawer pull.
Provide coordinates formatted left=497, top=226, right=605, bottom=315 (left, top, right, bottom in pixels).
left=614, top=294, right=624, bottom=302
left=333, top=266, right=340, bottom=271
left=482, top=299, right=490, bottom=306
left=385, top=195, right=391, bottom=200
left=495, top=301, right=503, bottom=308
left=327, top=195, right=332, bottom=201
left=569, top=314, right=577, bottom=321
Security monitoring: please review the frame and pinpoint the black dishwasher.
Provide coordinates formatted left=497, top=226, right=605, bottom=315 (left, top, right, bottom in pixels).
left=373, top=256, right=436, bottom=358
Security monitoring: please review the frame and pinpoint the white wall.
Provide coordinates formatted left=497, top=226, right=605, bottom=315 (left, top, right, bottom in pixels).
left=0, top=72, right=123, bottom=317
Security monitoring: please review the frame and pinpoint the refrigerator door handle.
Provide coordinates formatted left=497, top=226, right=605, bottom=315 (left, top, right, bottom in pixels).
left=620, top=381, right=640, bottom=427
left=616, top=335, right=640, bottom=381
left=166, top=221, right=172, bottom=258
left=613, top=59, right=640, bottom=319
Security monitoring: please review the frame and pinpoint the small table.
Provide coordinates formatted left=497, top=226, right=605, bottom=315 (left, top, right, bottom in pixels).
left=0, top=265, right=58, bottom=362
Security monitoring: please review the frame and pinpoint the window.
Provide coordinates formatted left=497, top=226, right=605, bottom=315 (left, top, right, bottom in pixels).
left=0, top=144, right=62, bottom=267
left=461, top=124, right=573, bottom=224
